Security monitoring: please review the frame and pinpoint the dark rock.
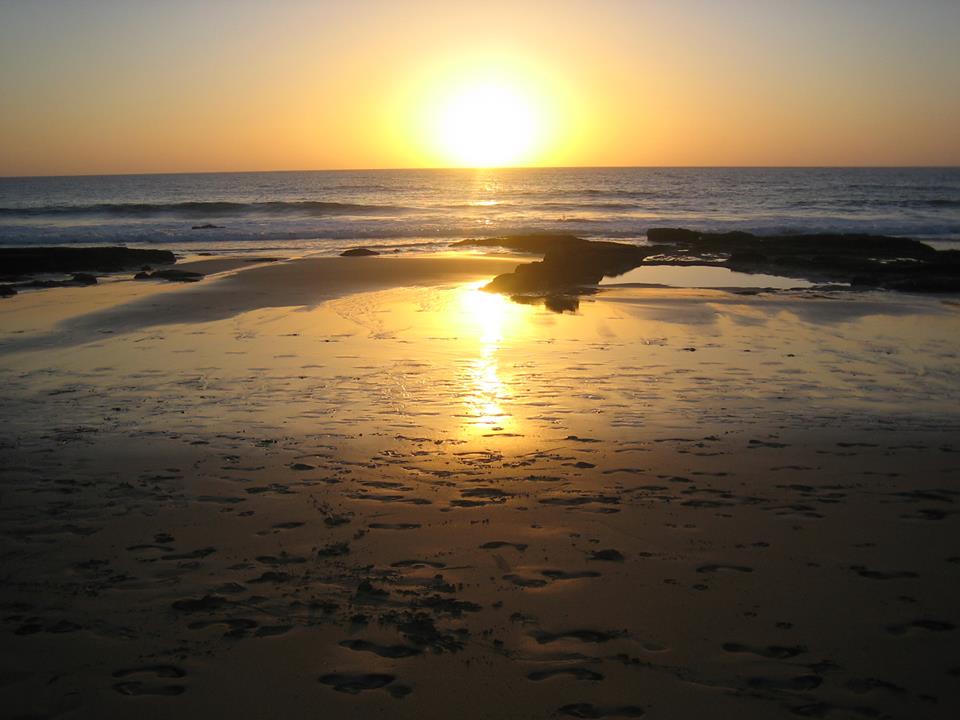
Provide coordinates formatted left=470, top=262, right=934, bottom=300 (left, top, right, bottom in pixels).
left=647, top=228, right=959, bottom=291
left=508, top=292, right=582, bottom=312
left=728, top=250, right=767, bottom=264
left=0, top=285, right=16, bottom=298
left=648, top=228, right=936, bottom=260
left=340, top=247, right=380, bottom=257
left=133, top=272, right=151, bottom=280
left=191, top=223, right=224, bottom=230
left=148, top=269, right=204, bottom=283
left=20, top=274, right=101, bottom=289
left=543, top=294, right=580, bottom=312
left=471, top=231, right=960, bottom=302
left=0, top=247, right=176, bottom=277
left=476, top=234, right=646, bottom=299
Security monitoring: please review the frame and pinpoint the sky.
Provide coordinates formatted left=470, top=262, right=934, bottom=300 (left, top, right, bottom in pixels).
left=1, top=0, right=959, bottom=176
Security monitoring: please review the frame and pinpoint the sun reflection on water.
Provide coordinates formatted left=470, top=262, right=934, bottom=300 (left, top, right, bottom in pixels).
left=458, top=283, right=517, bottom=433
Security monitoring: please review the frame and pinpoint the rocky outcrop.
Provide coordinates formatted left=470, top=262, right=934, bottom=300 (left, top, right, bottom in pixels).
left=459, top=230, right=960, bottom=306
left=1, top=272, right=99, bottom=296
left=0, top=247, right=176, bottom=278
left=457, top=235, right=646, bottom=298
left=646, top=228, right=936, bottom=260
left=646, top=228, right=957, bottom=291
left=340, top=247, right=380, bottom=257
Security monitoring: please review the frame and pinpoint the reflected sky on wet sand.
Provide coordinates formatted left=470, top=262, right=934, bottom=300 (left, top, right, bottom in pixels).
left=1, top=277, right=959, bottom=719
left=1, top=281, right=958, bottom=447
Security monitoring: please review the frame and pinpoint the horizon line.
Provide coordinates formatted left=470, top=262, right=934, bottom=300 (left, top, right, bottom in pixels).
left=3, top=164, right=960, bottom=180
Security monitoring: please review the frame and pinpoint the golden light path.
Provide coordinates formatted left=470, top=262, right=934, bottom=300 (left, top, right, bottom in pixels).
left=458, top=282, right=519, bottom=433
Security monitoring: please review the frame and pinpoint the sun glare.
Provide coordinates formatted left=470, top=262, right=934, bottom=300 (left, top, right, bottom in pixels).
left=435, top=83, right=540, bottom=168
left=459, top=283, right=516, bottom=431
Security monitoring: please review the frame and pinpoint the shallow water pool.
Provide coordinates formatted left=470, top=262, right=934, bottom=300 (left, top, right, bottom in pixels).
left=600, top=264, right=815, bottom=289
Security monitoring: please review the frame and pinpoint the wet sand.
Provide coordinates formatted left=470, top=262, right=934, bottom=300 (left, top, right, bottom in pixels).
left=1, top=255, right=958, bottom=719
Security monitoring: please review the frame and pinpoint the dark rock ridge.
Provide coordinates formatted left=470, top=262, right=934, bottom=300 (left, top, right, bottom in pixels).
left=0, top=246, right=176, bottom=277
left=340, top=247, right=380, bottom=257
left=134, top=269, right=204, bottom=283
left=645, top=227, right=935, bottom=259
left=647, top=228, right=959, bottom=292
left=454, top=230, right=960, bottom=304
left=23, top=273, right=99, bottom=288
left=453, top=234, right=646, bottom=312
left=1, top=272, right=100, bottom=297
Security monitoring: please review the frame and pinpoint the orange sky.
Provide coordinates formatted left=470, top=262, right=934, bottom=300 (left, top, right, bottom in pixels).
left=1, top=0, right=958, bottom=176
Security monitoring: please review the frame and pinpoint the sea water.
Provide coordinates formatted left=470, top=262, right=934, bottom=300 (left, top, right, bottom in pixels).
left=1, top=167, right=957, bottom=255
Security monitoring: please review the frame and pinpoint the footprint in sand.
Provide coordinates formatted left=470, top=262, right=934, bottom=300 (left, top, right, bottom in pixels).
left=15, top=619, right=82, bottom=635
left=532, top=629, right=626, bottom=644
left=461, top=487, right=513, bottom=500
left=844, top=678, right=906, bottom=695
left=112, top=665, right=186, bottom=696
left=255, top=625, right=293, bottom=638
left=589, top=549, right=625, bottom=562
left=113, top=682, right=186, bottom=697
left=245, top=484, right=295, bottom=495
left=722, top=642, right=807, bottom=659
left=160, top=546, right=216, bottom=561
left=171, top=594, right=230, bottom=612
left=527, top=667, right=604, bottom=681
left=747, top=675, right=822, bottom=691
left=340, top=639, right=422, bottom=658
left=849, top=566, right=919, bottom=580
left=113, top=665, right=185, bottom=679
left=696, top=564, right=753, bottom=574
left=318, top=672, right=397, bottom=694
left=540, top=495, right=619, bottom=507
left=885, top=619, right=955, bottom=636
left=317, top=542, right=350, bottom=557
left=504, top=574, right=549, bottom=588
left=557, top=703, right=645, bottom=718
left=247, top=570, right=294, bottom=584
left=188, top=618, right=258, bottom=638
left=256, top=553, right=307, bottom=566
left=541, top=570, right=602, bottom=581
left=480, top=541, right=528, bottom=551
left=391, top=559, right=446, bottom=568
left=349, top=491, right=431, bottom=505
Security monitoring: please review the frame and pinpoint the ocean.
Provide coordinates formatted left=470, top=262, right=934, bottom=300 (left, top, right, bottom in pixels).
left=1, top=167, right=958, bottom=255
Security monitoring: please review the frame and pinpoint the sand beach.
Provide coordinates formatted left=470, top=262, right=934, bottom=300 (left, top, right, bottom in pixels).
left=1, top=252, right=958, bottom=718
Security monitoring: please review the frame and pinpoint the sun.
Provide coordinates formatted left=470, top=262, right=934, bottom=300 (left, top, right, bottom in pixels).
left=434, top=82, right=540, bottom=168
